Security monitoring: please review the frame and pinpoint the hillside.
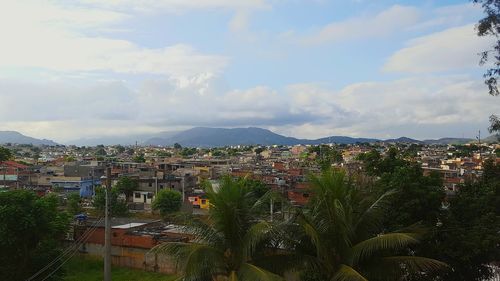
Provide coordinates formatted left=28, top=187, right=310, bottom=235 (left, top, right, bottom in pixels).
left=0, top=131, right=58, bottom=146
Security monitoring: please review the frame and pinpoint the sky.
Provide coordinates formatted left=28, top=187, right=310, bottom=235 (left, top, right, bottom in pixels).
left=0, top=0, right=498, bottom=143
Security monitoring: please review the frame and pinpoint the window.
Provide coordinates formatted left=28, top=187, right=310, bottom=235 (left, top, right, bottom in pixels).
left=201, top=199, right=206, bottom=204
left=134, top=193, right=141, bottom=198
left=303, top=193, right=309, bottom=198
left=147, top=193, right=153, bottom=199
left=148, top=182, right=152, bottom=187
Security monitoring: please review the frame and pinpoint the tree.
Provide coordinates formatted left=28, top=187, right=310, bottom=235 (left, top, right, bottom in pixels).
left=0, top=146, right=12, bottom=162
left=246, top=179, right=270, bottom=199
left=413, top=159, right=500, bottom=281
left=93, top=186, right=128, bottom=216
left=254, top=147, right=265, bottom=155
left=180, top=147, right=197, bottom=158
left=0, top=191, right=70, bottom=280
left=67, top=192, right=83, bottom=215
left=153, top=176, right=284, bottom=281
left=115, top=176, right=138, bottom=201
left=133, top=153, right=146, bottom=163
left=309, top=145, right=343, bottom=170
left=115, top=145, right=126, bottom=154
left=474, top=0, right=500, bottom=133
left=174, top=143, right=182, bottom=150
left=377, top=163, right=445, bottom=231
left=95, top=147, right=107, bottom=156
left=152, top=189, right=182, bottom=217
left=292, top=169, right=445, bottom=281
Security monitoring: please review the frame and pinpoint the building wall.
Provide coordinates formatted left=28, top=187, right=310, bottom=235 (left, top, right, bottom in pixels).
left=77, top=243, right=178, bottom=274
left=132, top=191, right=154, bottom=204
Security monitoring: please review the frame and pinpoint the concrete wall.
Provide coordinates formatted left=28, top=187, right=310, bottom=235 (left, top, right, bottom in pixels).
left=79, top=243, right=178, bottom=274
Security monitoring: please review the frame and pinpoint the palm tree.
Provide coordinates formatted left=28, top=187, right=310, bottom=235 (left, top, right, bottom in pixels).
left=293, top=168, right=446, bottom=281
left=153, top=176, right=284, bottom=281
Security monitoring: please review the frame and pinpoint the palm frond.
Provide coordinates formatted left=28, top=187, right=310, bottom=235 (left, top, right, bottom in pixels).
left=152, top=242, right=226, bottom=280
left=331, top=264, right=368, bottom=281
left=382, top=256, right=447, bottom=274
left=350, top=233, right=420, bottom=265
left=361, top=255, right=447, bottom=280
left=238, top=262, right=284, bottom=281
left=242, top=220, right=275, bottom=259
left=296, top=215, right=322, bottom=257
left=353, top=190, right=396, bottom=237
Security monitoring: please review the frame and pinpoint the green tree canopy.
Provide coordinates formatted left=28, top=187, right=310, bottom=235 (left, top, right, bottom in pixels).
left=133, top=153, right=146, bottom=163
left=93, top=186, right=128, bottom=216
left=0, top=191, right=70, bottom=280
left=413, top=159, right=500, bottom=281
left=152, top=189, right=182, bottom=217
left=0, top=146, right=13, bottom=162
left=115, top=176, right=138, bottom=200
left=154, top=176, right=284, bottom=281
left=473, top=0, right=500, bottom=133
left=377, top=163, right=445, bottom=230
left=67, top=192, right=83, bottom=215
left=294, top=169, right=445, bottom=281
left=115, top=145, right=126, bottom=154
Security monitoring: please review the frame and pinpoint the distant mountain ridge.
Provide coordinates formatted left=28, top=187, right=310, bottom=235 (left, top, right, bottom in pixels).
left=139, top=127, right=489, bottom=147
left=0, top=131, right=58, bottom=146
left=60, top=127, right=500, bottom=147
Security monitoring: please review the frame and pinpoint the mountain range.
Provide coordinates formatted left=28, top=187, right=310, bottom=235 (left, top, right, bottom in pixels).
left=1, top=128, right=497, bottom=147
left=69, top=127, right=497, bottom=147
left=0, top=131, right=58, bottom=146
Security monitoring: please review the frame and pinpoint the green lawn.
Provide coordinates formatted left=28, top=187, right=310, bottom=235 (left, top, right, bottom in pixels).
left=63, top=256, right=177, bottom=281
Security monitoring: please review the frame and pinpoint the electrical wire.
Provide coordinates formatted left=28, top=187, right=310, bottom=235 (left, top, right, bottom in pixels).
left=38, top=223, right=103, bottom=281
left=25, top=217, right=103, bottom=281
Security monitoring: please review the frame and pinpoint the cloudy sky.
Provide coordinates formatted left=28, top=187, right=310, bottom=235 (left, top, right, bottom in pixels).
left=0, top=0, right=498, bottom=143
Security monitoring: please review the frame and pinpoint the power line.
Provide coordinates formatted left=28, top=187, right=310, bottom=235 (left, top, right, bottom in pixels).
left=39, top=223, right=103, bottom=281
left=26, top=217, right=103, bottom=281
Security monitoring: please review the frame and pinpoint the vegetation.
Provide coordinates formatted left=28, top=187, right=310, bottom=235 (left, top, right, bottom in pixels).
left=308, top=144, right=343, bottom=170
left=412, top=159, right=500, bottom=281
left=154, top=176, right=283, bottom=281
left=153, top=189, right=182, bottom=217
left=0, top=146, right=13, bottom=162
left=474, top=0, right=500, bottom=133
left=63, top=256, right=176, bottom=281
left=293, top=169, right=445, bottom=281
left=0, top=190, right=70, bottom=281
left=92, top=186, right=129, bottom=216
left=115, top=176, right=139, bottom=201
left=154, top=171, right=446, bottom=281
left=133, top=153, right=146, bottom=163
left=67, top=192, right=83, bottom=215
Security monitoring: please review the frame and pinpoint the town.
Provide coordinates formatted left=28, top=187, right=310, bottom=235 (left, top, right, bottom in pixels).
left=1, top=137, right=499, bottom=279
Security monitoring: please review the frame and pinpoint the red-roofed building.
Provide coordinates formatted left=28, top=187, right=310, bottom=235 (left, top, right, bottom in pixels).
left=0, top=161, right=29, bottom=189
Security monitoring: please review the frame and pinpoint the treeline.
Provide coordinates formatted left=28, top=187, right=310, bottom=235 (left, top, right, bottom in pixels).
left=152, top=150, right=500, bottom=281
left=0, top=150, right=499, bottom=280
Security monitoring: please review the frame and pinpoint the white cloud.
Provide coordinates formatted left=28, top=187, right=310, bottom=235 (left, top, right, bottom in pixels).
left=0, top=74, right=496, bottom=142
left=301, top=5, right=420, bottom=45
left=79, top=0, right=270, bottom=13
left=0, top=1, right=228, bottom=78
left=384, top=24, right=494, bottom=73
left=408, top=3, right=482, bottom=31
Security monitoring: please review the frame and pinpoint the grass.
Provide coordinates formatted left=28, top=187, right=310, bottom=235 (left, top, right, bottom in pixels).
left=63, top=256, right=177, bottom=281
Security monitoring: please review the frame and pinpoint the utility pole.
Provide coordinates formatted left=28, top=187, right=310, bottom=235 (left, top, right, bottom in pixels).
left=3, top=165, right=6, bottom=189
left=104, top=166, right=112, bottom=281
left=477, top=130, right=482, bottom=162
left=270, top=198, right=274, bottom=222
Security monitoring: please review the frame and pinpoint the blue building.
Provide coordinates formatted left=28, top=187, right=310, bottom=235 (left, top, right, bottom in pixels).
left=51, top=178, right=101, bottom=198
